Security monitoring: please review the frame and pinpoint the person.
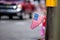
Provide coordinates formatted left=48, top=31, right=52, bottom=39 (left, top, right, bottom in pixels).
left=35, top=0, right=46, bottom=40
left=31, top=4, right=46, bottom=40
left=23, top=0, right=34, bottom=19
left=30, top=0, right=46, bottom=40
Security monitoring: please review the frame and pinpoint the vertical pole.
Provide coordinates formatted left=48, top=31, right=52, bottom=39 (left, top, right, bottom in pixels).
left=53, top=0, right=60, bottom=40
left=46, top=7, right=54, bottom=40
left=46, top=0, right=60, bottom=40
left=45, top=1, right=57, bottom=40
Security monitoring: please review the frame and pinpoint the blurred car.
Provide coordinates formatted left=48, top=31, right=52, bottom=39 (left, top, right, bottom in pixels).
left=0, top=0, right=24, bottom=19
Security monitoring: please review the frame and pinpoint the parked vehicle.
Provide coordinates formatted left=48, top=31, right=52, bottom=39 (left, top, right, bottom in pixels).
left=0, top=0, right=35, bottom=19
left=0, top=0, right=24, bottom=19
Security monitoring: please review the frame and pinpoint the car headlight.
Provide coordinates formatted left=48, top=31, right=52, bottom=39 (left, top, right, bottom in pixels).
left=13, top=6, right=16, bottom=9
left=17, top=4, right=22, bottom=8
left=17, top=4, right=22, bottom=11
left=17, top=8, right=21, bottom=11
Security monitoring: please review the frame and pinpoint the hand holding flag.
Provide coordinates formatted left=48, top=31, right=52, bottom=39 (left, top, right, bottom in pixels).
left=31, top=12, right=44, bottom=29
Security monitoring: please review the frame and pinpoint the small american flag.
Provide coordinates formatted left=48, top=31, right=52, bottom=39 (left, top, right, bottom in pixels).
left=31, top=12, right=43, bottom=29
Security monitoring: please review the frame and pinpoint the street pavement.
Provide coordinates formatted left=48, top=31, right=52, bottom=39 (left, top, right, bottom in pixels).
left=0, top=17, right=41, bottom=40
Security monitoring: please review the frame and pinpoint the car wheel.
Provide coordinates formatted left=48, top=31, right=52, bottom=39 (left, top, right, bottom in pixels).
left=29, top=13, right=32, bottom=19
left=19, top=15, right=23, bottom=20
left=9, top=16, right=13, bottom=19
left=0, top=15, right=1, bottom=20
left=17, top=12, right=23, bottom=20
left=0, top=16, right=1, bottom=19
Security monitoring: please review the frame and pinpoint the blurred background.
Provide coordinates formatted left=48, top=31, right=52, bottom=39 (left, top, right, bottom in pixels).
left=0, top=0, right=46, bottom=40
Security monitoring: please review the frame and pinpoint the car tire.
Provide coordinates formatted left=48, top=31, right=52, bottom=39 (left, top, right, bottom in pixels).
left=0, top=15, right=1, bottom=20
left=0, top=16, right=1, bottom=20
left=17, top=12, right=23, bottom=20
left=29, top=13, right=32, bottom=19
left=9, top=16, right=13, bottom=19
left=19, top=15, right=23, bottom=20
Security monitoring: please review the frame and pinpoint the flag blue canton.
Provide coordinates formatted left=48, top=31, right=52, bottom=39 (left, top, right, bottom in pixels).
left=34, top=13, right=39, bottom=20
